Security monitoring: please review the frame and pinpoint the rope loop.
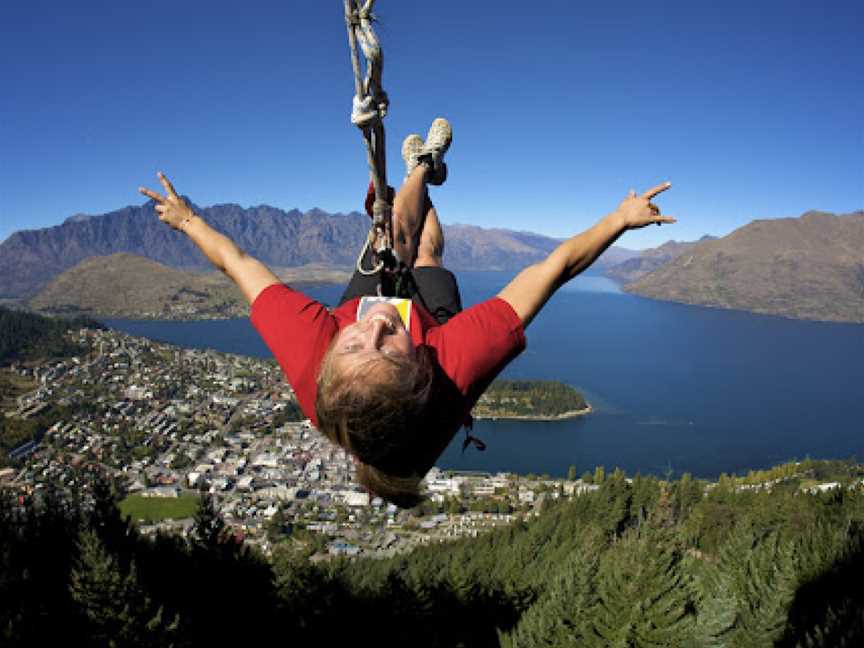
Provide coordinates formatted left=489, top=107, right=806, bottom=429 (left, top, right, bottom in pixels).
left=356, top=234, right=384, bottom=276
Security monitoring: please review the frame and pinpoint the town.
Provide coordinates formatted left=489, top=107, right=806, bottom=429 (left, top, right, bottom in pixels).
left=2, top=327, right=596, bottom=558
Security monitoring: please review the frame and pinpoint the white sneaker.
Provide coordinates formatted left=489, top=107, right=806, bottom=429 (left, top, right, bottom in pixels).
left=401, top=133, right=424, bottom=181
left=419, top=117, right=451, bottom=186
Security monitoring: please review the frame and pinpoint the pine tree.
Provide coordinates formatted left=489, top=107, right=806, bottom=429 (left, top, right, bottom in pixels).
left=88, top=472, right=135, bottom=556
left=780, top=523, right=864, bottom=646
left=69, top=529, right=180, bottom=647
left=500, top=528, right=604, bottom=647
left=689, top=552, right=738, bottom=647
left=713, top=524, right=798, bottom=647
left=597, top=468, right=632, bottom=536
left=271, top=541, right=324, bottom=624
left=792, top=602, right=864, bottom=647
left=630, top=474, right=660, bottom=529
left=191, top=493, right=225, bottom=550
left=593, top=465, right=606, bottom=485
left=14, top=480, right=84, bottom=641
left=589, top=525, right=696, bottom=647
left=673, top=472, right=704, bottom=522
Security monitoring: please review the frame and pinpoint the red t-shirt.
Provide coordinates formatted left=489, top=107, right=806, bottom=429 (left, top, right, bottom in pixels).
left=250, top=284, right=526, bottom=429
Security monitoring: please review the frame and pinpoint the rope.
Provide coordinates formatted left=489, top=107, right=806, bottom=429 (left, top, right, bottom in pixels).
left=344, top=0, right=394, bottom=276
left=354, top=231, right=376, bottom=279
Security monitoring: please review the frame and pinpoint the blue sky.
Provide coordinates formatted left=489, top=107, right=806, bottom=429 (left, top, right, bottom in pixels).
left=1, top=0, right=861, bottom=249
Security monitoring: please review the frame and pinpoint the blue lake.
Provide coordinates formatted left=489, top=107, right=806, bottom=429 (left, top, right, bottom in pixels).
left=104, top=271, right=864, bottom=479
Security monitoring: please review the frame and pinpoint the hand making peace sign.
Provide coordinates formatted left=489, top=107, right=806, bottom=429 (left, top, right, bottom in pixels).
left=138, top=172, right=196, bottom=231
left=615, top=181, right=677, bottom=230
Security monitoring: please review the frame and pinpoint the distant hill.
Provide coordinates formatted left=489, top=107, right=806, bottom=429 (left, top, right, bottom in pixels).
left=594, top=244, right=641, bottom=268
left=443, top=224, right=559, bottom=271
left=605, top=236, right=717, bottom=283
left=28, top=254, right=356, bottom=319
left=444, top=224, right=638, bottom=272
left=626, top=210, right=864, bottom=323
left=0, top=201, right=637, bottom=300
left=28, top=254, right=249, bottom=319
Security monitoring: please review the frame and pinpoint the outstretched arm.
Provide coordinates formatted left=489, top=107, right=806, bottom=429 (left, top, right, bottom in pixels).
left=498, top=182, right=676, bottom=328
left=139, top=172, right=280, bottom=304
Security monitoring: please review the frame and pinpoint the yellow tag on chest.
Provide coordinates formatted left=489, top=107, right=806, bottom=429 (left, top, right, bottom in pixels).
left=356, top=296, right=412, bottom=330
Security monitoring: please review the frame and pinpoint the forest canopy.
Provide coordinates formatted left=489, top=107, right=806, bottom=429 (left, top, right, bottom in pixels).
left=3, top=458, right=862, bottom=646
left=0, top=307, right=103, bottom=364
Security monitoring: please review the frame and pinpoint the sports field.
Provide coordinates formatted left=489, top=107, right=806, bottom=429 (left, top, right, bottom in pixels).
left=119, top=493, right=200, bottom=522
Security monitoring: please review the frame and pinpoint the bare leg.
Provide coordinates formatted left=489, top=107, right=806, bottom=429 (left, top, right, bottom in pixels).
left=391, top=165, right=430, bottom=266
left=414, top=197, right=444, bottom=268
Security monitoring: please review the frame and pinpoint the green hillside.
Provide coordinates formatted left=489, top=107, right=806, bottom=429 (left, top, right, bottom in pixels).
left=0, top=307, right=101, bottom=364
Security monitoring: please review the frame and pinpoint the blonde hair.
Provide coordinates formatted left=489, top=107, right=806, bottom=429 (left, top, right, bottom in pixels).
left=315, top=342, right=459, bottom=508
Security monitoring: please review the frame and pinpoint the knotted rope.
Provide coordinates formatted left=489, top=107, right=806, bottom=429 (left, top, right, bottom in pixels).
left=344, top=0, right=395, bottom=276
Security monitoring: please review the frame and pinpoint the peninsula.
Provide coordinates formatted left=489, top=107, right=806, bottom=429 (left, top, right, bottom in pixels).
left=472, top=380, right=591, bottom=421
left=625, top=210, right=864, bottom=323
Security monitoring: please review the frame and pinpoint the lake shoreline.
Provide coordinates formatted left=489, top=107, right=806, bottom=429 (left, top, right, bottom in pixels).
left=102, top=274, right=864, bottom=481
left=474, top=403, right=592, bottom=422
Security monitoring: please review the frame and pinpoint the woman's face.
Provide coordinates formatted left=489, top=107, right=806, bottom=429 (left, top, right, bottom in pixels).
left=333, top=302, right=414, bottom=367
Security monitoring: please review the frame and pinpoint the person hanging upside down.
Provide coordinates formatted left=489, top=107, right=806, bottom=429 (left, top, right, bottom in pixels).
left=139, top=117, right=676, bottom=508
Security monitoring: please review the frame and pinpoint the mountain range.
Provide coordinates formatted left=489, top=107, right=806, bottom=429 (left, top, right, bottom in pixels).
left=5, top=202, right=862, bottom=324
left=1, top=202, right=634, bottom=301
left=0, top=203, right=367, bottom=300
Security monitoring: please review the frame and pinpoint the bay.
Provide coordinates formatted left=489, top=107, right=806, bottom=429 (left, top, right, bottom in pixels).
left=103, top=271, right=864, bottom=480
